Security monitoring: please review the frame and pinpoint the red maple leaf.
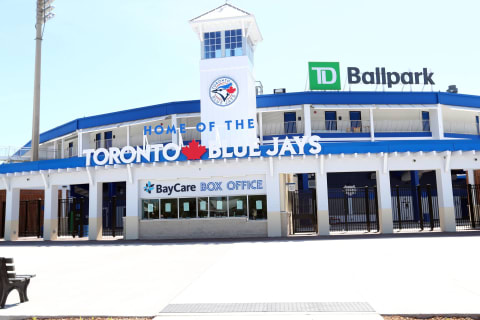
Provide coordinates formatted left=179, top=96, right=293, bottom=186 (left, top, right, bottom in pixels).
left=181, top=139, right=207, bottom=160
left=226, top=86, right=236, bottom=94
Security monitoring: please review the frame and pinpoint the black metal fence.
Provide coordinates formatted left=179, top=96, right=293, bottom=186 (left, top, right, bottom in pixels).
left=328, top=186, right=379, bottom=233
left=291, top=191, right=317, bottom=233
left=102, top=196, right=125, bottom=237
left=58, top=198, right=88, bottom=238
left=0, top=201, right=5, bottom=239
left=391, top=185, right=440, bottom=231
left=18, top=200, right=43, bottom=238
left=453, top=184, right=480, bottom=230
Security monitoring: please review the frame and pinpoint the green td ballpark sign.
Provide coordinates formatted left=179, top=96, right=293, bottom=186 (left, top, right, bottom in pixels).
left=308, top=62, right=435, bottom=90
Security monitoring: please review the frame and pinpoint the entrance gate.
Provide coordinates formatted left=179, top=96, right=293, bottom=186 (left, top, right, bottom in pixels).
left=102, top=196, right=125, bottom=237
left=18, top=200, right=43, bottom=238
left=453, top=184, right=480, bottom=230
left=58, top=198, right=88, bottom=238
left=0, top=201, right=5, bottom=239
left=328, top=186, right=379, bottom=233
left=391, top=185, right=440, bottom=231
left=290, top=191, right=317, bottom=233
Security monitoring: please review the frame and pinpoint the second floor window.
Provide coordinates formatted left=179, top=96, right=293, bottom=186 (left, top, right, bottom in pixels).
left=225, top=29, right=243, bottom=57
left=204, top=31, right=221, bottom=59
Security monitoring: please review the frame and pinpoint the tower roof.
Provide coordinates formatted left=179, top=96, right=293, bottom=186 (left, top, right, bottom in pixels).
left=190, top=3, right=262, bottom=45
left=190, top=3, right=251, bottom=22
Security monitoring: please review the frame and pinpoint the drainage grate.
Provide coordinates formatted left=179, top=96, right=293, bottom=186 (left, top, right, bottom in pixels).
left=161, top=302, right=375, bottom=313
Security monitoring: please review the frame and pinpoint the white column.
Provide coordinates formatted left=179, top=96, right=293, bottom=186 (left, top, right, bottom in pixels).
left=125, top=180, right=140, bottom=240
left=77, top=130, right=83, bottom=157
left=4, top=188, right=20, bottom=241
left=369, top=108, right=375, bottom=142
left=126, top=126, right=131, bottom=147
left=467, top=169, right=475, bottom=185
left=43, top=185, right=59, bottom=240
left=61, top=139, right=65, bottom=159
left=376, top=170, right=394, bottom=233
left=430, top=105, right=445, bottom=139
left=303, top=104, right=312, bottom=137
left=88, top=182, right=103, bottom=240
left=258, top=112, right=263, bottom=145
left=171, top=114, right=178, bottom=144
left=53, top=140, right=58, bottom=159
left=315, top=172, right=330, bottom=235
left=266, top=169, right=282, bottom=237
left=436, top=169, right=456, bottom=232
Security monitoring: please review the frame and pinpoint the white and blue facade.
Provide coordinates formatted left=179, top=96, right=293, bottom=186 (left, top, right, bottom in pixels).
left=1, top=4, right=480, bottom=241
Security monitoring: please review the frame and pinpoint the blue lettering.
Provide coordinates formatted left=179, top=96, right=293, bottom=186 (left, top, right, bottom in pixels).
left=154, top=125, right=164, bottom=135
left=209, top=122, right=215, bottom=131
left=179, top=123, right=186, bottom=134
left=215, top=182, right=222, bottom=191
left=196, top=122, right=206, bottom=132
left=236, top=119, right=244, bottom=130
left=248, top=118, right=254, bottom=129
left=200, top=182, right=207, bottom=191
left=225, top=120, right=232, bottom=130
left=144, top=126, right=152, bottom=135
left=227, top=181, right=235, bottom=190
left=257, top=180, right=263, bottom=190
left=166, top=125, right=177, bottom=135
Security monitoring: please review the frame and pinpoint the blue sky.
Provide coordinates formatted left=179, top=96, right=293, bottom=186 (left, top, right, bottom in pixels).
left=0, top=0, right=479, bottom=148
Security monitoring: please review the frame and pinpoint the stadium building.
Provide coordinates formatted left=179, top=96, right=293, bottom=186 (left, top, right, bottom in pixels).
left=1, top=4, right=480, bottom=241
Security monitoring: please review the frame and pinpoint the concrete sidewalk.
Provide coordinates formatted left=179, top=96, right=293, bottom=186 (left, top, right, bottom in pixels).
left=0, top=233, right=480, bottom=317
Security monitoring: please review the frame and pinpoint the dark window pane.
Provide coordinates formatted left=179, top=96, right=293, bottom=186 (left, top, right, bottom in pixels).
left=249, top=195, right=267, bottom=220
left=225, top=30, right=230, bottom=36
left=204, top=33, right=209, bottom=39
left=198, top=197, right=208, bottom=218
left=161, top=199, right=177, bottom=219
left=209, top=196, right=227, bottom=218
left=229, top=196, right=247, bottom=217
left=142, top=199, right=159, bottom=220
left=179, top=198, right=196, bottom=219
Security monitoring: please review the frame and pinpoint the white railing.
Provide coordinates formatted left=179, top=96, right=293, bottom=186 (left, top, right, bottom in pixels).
left=0, top=146, right=73, bottom=162
left=263, top=121, right=305, bottom=136
left=374, top=120, right=426, bottom=132
left=444, top=122, right=479, bottom=135
left=311, top=120, right=371, bottom=133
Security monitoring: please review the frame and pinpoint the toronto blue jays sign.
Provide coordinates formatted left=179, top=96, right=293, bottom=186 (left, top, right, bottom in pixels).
left=209, top=77, right=238, bottom=106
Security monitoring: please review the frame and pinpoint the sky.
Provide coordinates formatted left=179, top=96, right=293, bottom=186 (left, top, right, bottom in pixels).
left=0, top=0, right=479, bottom=148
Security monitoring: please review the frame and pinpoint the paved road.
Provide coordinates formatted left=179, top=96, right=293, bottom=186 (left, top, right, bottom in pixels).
left=0, top=233, right=479, bottom=317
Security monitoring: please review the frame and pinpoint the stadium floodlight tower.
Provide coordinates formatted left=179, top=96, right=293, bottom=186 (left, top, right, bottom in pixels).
left=190, top=4, right=262, bottom=148
left=31, top=0, right=55, bottom=161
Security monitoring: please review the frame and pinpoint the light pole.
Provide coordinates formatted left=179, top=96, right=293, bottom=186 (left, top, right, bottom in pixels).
left=31, top=0, right=55, bottom=161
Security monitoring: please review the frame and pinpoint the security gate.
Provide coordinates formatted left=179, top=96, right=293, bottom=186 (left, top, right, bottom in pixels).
left=328, top=186, right=379, bottom=233
left=0, top=201, right=5, bottom=239
left=18, top=200, right=43, bottom=238
left=391, top=185, right=440, bottom=231
left=102, top=196, right=125, bottom=237
left=58, top=198, right=88, bottom=238
left=453, top=184, right=480, bottom=230
left=291, top=191, right=317, bottom=233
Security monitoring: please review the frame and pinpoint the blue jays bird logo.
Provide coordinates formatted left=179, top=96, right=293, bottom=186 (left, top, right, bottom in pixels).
left=209, top=77, right=239, bottom=106
left=144, top=181, right=154, bottom=194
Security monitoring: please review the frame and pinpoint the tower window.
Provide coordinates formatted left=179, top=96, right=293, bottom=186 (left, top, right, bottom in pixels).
left=225, top=29, right=243, bottom=57
left=204, top=31, right=221, bottom=59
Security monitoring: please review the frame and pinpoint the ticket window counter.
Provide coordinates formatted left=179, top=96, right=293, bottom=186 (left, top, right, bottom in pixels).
left=229, top=196, right=247, bottom=217
left=249, top=195, right=267, bottom=220
left=142, top=199, right=159, bottom=219
left=179, top=198, right=196, bottom=219
left=161, top=199, right=178, bottom=219
left=198, top=198, right=209, bottom=218
left=209, top=197, right=227, bottom=218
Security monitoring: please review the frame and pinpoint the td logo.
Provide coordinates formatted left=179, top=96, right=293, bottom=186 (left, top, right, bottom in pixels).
left=309, top=62, right=341, bottom=90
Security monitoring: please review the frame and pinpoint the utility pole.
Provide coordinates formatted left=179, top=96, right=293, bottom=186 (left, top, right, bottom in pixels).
left=31, top=0, right=55, bottom=161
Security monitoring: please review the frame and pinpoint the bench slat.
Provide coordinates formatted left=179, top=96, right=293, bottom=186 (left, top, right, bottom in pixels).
left=7, top=272, right=16, bottom=279
left=6, top=265, right=15, bottom=271
left=4, top=258, right=14, bottom=264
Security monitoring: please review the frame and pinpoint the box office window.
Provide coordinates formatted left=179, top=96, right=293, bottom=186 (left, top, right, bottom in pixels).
left=209, top=196, right=227, bottom=218
left=248, top=195, right=267, bottom=220
left=179, top=198, right=197, bottom=219
left=161, top=199, right=178, bottom=219
left=198, top=197, right=209, bottom=218
left=228, top=196, right=247, bottom=217
left=142, top=199, right=159, bottom=220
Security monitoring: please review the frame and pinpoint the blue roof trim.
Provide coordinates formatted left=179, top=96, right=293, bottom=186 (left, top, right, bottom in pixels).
left=31, top=91, right=480, bottom=147
left=1, top=139, right=479, bottom=174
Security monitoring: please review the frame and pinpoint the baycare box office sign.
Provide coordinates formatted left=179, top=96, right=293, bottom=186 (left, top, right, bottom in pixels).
left=140, top=176, right=265, bottom=198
